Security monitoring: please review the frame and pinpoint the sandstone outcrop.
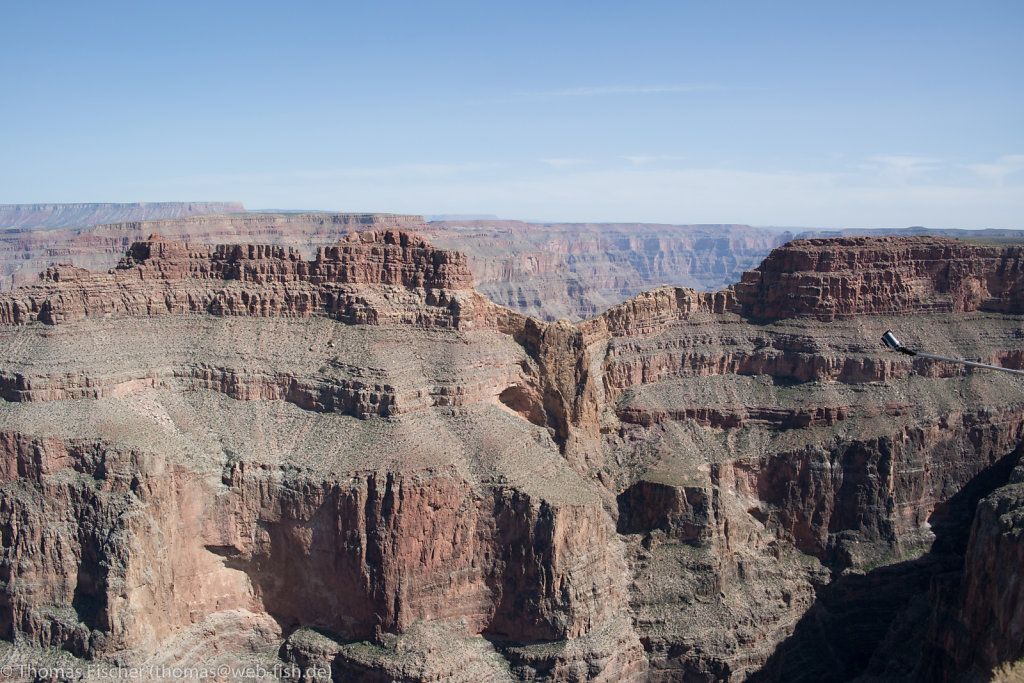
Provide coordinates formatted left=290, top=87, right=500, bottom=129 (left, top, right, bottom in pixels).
left=0, top=230, right=476, bottom=331
left=0, top=231, right=1022, bottom=681
left=910, top=445, right=1024, bottom=682
left=0, top=209, right=787, bottom=321
left=0, top=230, right=646, bottom=680
left=0, top=210, right=430, bottom=291
left=7, top=209, right=1024, bottom=327
left=734, top=235, right=1024, bottom=320
left=955, top=459, right=1024, bottom=673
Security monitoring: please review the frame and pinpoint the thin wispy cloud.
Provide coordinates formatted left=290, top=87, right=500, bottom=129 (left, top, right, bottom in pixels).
left=414, top=165, right=1022, bottom=228
left=621, top=154, right=685, bottom=166
left=541, top=158, right=588, bottom=169
left=865, top=155, right=942, bottom=171
left=118, top=154, right=1023, bottom=229
left=964, top=154, right=1024, bottom=186
left=467, top=84, right=726, bottom=105
left=859, top=155, right=944, bottom=185
left=535, top=84, right=720, bottom=97
left=155, top=162, right=505, bottom=187
left=856, top=154, right=1024, bottom=188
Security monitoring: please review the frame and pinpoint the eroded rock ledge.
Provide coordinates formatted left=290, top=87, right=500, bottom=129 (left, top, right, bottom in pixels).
left=0, top=230, right=475, bottom=328
left=1, top=231, right=1022, bottom=681
left=734, top=235, right=1024, bottom=320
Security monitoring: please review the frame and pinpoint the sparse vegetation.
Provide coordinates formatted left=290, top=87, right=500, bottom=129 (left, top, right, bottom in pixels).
left=991, top=658, right=1024, bottom=682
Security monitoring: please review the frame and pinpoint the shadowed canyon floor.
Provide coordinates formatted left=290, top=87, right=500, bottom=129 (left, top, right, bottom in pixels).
left=0, top=230, right=1022, bottom=681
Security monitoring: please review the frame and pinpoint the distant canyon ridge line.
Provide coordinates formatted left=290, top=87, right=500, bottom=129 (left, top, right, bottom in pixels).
left=4, top=202, right=1022, bottom=320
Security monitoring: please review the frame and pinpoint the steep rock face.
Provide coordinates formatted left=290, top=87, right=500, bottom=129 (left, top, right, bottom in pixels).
left=957, top=466, right=1024, bottom=670
left=735, top=236, right=1024, bottom=320
left=0, top=211, right=429, bottom=291
left=617, top=480, right=715, bottom=545
left=0, top=231, right=475, bottom=329
left=423, top=221, right=789, bottom=321
left=0, top=430, right=260, bottom=659
left=578, top=237, right=1024, bottom=681
left=0, top=212, right=785, bottom=320
left=7, top=213, right=1024, bottom=325
left=117, top=230, right=474, bottom=290
left=0, top=229, right=647, bottom=680
left=1, top=232, right=1023, bottom=681
left=950, top=471, right=1024, bottom=680
left=215, top=464, right=623, bottom=643
left=914, top=449, right=1024, bottom=683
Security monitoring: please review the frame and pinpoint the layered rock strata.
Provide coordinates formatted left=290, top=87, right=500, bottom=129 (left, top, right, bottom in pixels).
left=1, top=210, right=787, bottom=321
left=0, top=230, right=646, bottom=681
left=0, top=230, right=474, bottom=330
left=0, top=233, right=1022, bottom=681
left=735, top=235, right=1024, bottom=320
left=0, top=211, right=428, bottom=291
left=422, top=220, right=790, bottom=321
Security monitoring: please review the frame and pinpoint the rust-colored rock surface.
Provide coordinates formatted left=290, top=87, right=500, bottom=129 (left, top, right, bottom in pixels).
left=1, top=231, right=1022, bottom=681
left=0, top=230, right=475, bottom=330
left=422, top=220, right=790, bottom=321
left=0, top=209, right=432, bottom=291
left=735, top=235, right=1024, bottom=320
left=0, top=209, right=789, bottom=321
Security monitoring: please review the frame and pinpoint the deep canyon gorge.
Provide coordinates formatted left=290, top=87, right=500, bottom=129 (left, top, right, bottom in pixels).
left=0, top=208, right=1022, bottom=681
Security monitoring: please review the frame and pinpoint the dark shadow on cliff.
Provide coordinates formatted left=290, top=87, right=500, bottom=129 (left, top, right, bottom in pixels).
left=748, top=443, right=1022, bottom=683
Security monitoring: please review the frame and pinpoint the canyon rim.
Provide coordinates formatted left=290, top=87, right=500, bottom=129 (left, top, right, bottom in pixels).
left=0, top=221, right=1022, bottom=681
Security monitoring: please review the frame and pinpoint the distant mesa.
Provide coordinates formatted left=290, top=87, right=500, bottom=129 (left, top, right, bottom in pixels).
left=425, top=213, right=501, bottom=221
left=0, top=229, right=477, bottom=327
left=734, top=235, right=1024, bottom=320
left=0, top=201, right=246, bottom=231
left=3, top=204, right=1024, bottom=323
left=0, top=209, right=428, bottom=292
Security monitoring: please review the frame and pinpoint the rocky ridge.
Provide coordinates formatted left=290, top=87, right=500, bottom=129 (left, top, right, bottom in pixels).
left=0, top=210, right=788, bottom=321
left=734, top=236, right=1024, bottom=320
left=0, top=232, right=1022, bottom=681
left=421, top=220, right=790, bottom=321
left=6, top=208, right=1024, bottom=325
left=0, top=230, right=475, bottom=330
left=0, top=211, right=427, bottom=291
left=0, top=202, right=246, bottom=231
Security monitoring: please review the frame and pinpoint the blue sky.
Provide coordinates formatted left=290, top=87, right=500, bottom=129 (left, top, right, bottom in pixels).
left=2, top=0, right=1021, bottom=228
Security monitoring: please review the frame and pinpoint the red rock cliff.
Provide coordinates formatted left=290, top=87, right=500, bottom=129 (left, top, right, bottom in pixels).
left=0, top=210, right=429, bottom=291
left=1, top=233, right=1022, bottom=681
left=0, top=230, right=476, bottom=328
left=734, top=235, right=1024, bottom=320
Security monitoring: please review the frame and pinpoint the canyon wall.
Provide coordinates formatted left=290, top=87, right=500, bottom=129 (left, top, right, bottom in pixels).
left=0, top=209, right=788, bottom=321
left=0, top=210, right=429, bottom=291
left=421, top=220, right=790, bottom=320
left=11, top=207, right=1022, bottom=325
left=581, top=236, right=1024, bottom=680
left=734, top=236, right=1024, bottom=320
left=0, top=232, right=1021, bottom=681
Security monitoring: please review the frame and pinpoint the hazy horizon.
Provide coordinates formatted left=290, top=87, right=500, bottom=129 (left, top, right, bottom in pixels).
left=2, top=1, right=1021, bottom=229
